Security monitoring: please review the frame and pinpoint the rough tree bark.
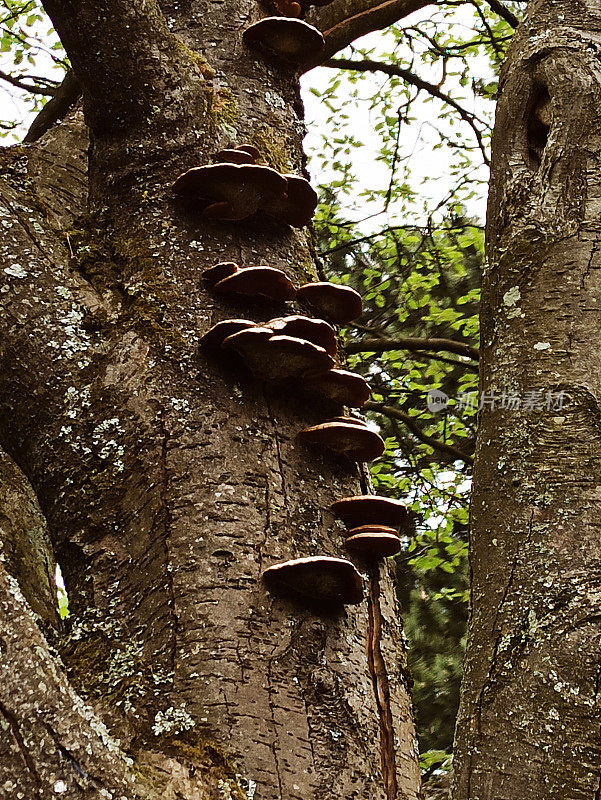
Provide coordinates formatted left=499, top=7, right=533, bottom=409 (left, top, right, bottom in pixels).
left=0, top=0, right=423, bottom=798
left=453, top=1, right=601, bottom=797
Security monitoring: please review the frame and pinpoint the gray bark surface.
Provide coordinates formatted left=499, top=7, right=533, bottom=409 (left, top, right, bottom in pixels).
left=453, top=1, right=601, bottom=797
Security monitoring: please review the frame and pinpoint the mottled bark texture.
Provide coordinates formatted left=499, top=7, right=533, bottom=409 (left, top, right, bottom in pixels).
left=0, top=0, right=421, bottom=797
left=453, top=1, right=601, bottom=797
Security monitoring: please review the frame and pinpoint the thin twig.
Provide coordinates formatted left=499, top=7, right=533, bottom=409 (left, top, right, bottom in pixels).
left=322, top=57, right=491, bottom=167
left=347, top=336, right=479, bottom=360
left=365, top=401, right=475, bottom=465
left=0, top=67, right=56, bottom=96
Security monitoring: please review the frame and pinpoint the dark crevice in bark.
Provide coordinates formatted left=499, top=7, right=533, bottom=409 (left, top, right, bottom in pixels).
left=266, top=648, right=285, bottom=800
left=0, top=700, right=44, bottom=792
left=594, top=774, right=601, bottom=800
left=158, top=406, right=178, bottom=680
left=581, top=241, right=599, bottom=290
left=264, top=393, right=290, bottom=511
left=526, top=83, right=551, bottom=170
left=366, top=567, right=398, bottom=800
left=41, top=720, right=101, bottom=789
left=472, top=507, right=535, bottom=738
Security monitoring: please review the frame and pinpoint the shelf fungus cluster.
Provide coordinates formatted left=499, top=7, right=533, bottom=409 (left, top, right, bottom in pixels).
left=172, top=145, right=317, bottom=227
left=241, top=0, right=338, bottom=67
left=201, top=263, right=370, bottom=405
left=243, top=18, right=324, bottom=67
left=332, top=495, right=408, bottom=559
left=200, top=254, right=408, bottom=608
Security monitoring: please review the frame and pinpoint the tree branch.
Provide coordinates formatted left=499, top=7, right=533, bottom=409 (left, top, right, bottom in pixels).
left=481, top=0, right=519, bottom=28
left=347, top=336, right=479, bottom=360
left=23, top=70, right=81, bottom=143
left=306, top=0, right=435, bottom=66
left=365, top=401, right=475, bottom=465
left=0, top=66, right=57, bottom=96
left=322, top=57, right=491, bottom=166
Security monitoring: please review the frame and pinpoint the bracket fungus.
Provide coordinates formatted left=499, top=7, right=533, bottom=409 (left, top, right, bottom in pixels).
left=266, top=315, right=337, bottom=356
left=303, top=369, right=371, bottom=407
left=262, top=175, right=318, bottom=228
left=222, top=329, right=334, bottom=382
left=214, top=143, right=263, bottom=165
left=343, top=524, right=402, bottom=559
left=173, top=163, right=316, bottom=227
left=213, top=148, right=256, bottom=165
left=328, top=415, right=368, bottom=427
left=243, top=17, right=325, bottom=67
left=297, top=420, right=384, bottom=462
left=297, top=282, right=363, bottom=324
left=202, top=261, right=239, bottom=287
left=262, top=556, right=364, bottom=605
left=213, top=265, right=297, bottom=303
left=331, top=495, right=407, bottom=529
left=344, top=531, right=402, bottom=558
left=271, top=0, right=303, bottom=16
left=346, top=524, right=399, bottom=536
left=200, top=319, right=256, bottom=351
left=173, top=163, right=288, bottom=221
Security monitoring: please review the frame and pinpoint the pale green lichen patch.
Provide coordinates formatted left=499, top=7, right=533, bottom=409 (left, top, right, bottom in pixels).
left=132, top=729, right=249, bottom=800
left=61, top=612, right=165, bottom=714
left=250, top=126, right=292, bottom=173
left=64, top=214, right=184, bottom=351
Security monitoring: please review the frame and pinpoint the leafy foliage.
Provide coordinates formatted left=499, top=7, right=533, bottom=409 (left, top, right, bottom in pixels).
left=0, top=0, right=66, bottom=137
left=304, top=0, right=525, bottom=762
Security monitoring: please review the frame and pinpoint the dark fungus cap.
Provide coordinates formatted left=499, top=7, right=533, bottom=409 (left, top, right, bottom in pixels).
left=272, top=0, right=302, bottom=17
left=346, top=524, right=400, bottom=536
left=344, top=532, right=402, bottom=559
left=297, top=282, right=363, bottom=324
left=172, top=163, right=288, bottom=221
left=213, top=148, right=256, bottom=165
left=223, top=330, right=334, bottom=382
left=200, top=319, right=256, bottom=351
left=262, top=175, right=318, bottom=228
left=327, top=416, right=368, bottom=427
left=213, top=144, right=262, bottom=164
left=213, top=266, right=297, bottom=303
left=262, top=556, right=364, bottom=605
left=331, top=495, right=408, bottom=529
left=297, top=421, right=385, bottom=462
left=236, top=144, right=262, bottom=160
left=243, top=17, right=325, bottom=67
left=202, top=262, right=239, bottom=287
left=266, top=315, right=337, bottom=356
left=303, top=369, right=371, bottom=407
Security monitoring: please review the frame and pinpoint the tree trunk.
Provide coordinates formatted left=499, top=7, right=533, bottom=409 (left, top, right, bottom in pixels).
left=453, top=1, right=601, bottom=796
left=0, top=1, right=421, bottom=798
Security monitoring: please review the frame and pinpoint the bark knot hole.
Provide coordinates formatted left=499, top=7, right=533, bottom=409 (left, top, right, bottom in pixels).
left=526, top=84, right=551, bottom=170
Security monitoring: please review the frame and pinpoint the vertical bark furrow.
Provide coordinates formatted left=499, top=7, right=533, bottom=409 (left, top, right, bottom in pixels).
left=367, top=566, right=399, bottom=800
